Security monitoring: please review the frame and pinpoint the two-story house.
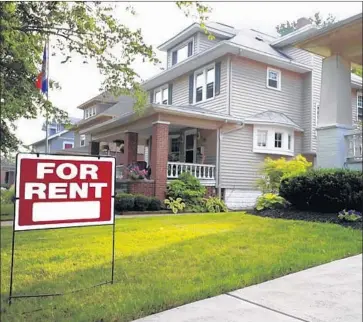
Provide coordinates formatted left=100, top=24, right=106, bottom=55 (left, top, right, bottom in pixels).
left=29, top=117, right=81, bottom=153
left=72, top=18, right=362, bottom=209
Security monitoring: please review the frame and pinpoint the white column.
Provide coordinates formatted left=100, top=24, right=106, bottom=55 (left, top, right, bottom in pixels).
left=316, top=55, right=353, bottom=169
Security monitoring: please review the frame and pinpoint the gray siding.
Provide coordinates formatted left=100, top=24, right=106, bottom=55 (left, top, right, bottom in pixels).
left=172, top=56, right=228, bottom=114
left=74, top=132, right=92, bottom=148
left=352, top=89, right=358, bottom=125
left=166, top=35, right=197, bottom=69
left=282, top=46, right=313, bottom=67
left=230, top=56, right=304, bottom=123
left=32, top=131, right=76, bottom=153
left=195, top=32, right=222, bottom=53
left=311, top=55, right=323, bottom=152
left=301, top=73, right=312, bottom=152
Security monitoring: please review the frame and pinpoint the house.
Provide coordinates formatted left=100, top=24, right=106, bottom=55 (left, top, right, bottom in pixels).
left=72, top=17, right=362, bottom=209
left=0, top=158, right=15, bottom=187
left=29, top=117, right=81, bottom=153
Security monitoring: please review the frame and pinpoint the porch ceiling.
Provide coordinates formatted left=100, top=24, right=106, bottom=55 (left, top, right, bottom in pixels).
left=293, top=13, right=362, bottom=66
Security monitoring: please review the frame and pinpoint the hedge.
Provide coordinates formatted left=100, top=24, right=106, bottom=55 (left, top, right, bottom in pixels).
left=279, top=169, right=363, bottom=213
left=114, top=193, right=162, bottom=212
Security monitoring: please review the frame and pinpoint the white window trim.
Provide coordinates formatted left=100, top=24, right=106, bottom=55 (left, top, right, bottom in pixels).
left=357, top=91, right=362, bottom=117
left=193, top=63, right=216, bottom=104
left=85, top=106, right=96, bottom=119
left=63, top=141, right=74, bottom=149
left=171, top=37, right=194, bottom=65
left=154, top=85, right=169, bottom=105
left=266, top=67, right=282, bottom=91
left=80, top=134, right=86, bottom=147
left=253, top=125, right=294, bottom=156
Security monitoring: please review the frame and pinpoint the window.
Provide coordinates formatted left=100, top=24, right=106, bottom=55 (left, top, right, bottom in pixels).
left=171, top=40, right=193, bottom=65
left=169, top=136, right=180, bottom=161
left=288, top=135, right=292, bottom=150
left=257, top=130, right=267, bottom=147
left=154, top=86, right=169, bottom=105
left=80, top=134, right=86, bottom=147
left=49, top=128, right=56, bottom=136
left=358, top=92, right=362, bottom=120
left=194, top=65, right=215, bottom=103
left=56, top=123, right=62, bottom=133
left=63, top=142, right=74, bottom=149
left=274, top=132, right=282, bottom=148
left=267, top=67, right=281, bottom=90
left=85, top=107, right=96, bottom=119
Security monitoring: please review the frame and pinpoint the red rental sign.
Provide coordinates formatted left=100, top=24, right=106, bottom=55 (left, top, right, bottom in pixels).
left=14, top=153, right=115, bottom=231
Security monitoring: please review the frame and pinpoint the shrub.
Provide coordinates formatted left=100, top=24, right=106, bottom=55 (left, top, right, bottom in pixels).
left=167, top=172, right=206, bottom=207
left=204, top=197, right=228, bottom=213
left=164, top=197, right=186, bottom=214
left=134, top=195, right=150, bottom=211
left=148, top=197, right=162, bottom=211
left=185, top=204, right=207, bottom=213
left=115, top=193, right=135, bottom=212
left=256, top=155, right=312, bottom=193
left=0, top=185, right=15, bottom=204
left=280, top=169, right=363, bottom=213
left=338, top=210, right=362, bottom=222
left=255, top=193, right=288, bottom=211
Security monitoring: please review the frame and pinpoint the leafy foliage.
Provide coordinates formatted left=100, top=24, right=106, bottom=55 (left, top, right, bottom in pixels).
left=114, top=193, right=162, bottom=212
left=204, top=197, right=228, bottom=213
left=167, top=172, right=206, bottom=207
left=148, top=197, right=162, bottom=211
left=280, top=169, right=363, bottom=213
left=0, top=185, right=15, bottom=204
left=0, top=2, right=211, bottom=155
left=164, top=197, right=186, bottom=214
left=338, top=210, right=362, bottom=222
left=114, top=193, right=135, bottom=212
left=276, top=12, right=336, bottom=36
left=256, top=154, right=312, bottom=194
left=134, top=195, right=150, bottom=211
left=255, top=193, right=288, bottom=211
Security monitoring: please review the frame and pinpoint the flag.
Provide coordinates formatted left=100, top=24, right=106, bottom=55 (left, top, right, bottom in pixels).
left=35, top=44, right=48, bottom=94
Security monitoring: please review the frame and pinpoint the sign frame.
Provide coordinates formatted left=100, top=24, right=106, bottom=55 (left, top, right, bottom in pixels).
left=8, top=152, right=117, bottom=305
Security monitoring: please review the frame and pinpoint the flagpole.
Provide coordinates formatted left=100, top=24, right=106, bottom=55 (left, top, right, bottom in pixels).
left=45, top=38, right=50, bottom=154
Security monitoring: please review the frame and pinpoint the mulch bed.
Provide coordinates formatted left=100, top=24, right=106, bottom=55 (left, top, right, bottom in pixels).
left=249, top=208, right=363, bottom=230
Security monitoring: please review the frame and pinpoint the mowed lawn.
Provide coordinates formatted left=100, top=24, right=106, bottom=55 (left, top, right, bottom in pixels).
left=1, top=213, right=362, bottom=322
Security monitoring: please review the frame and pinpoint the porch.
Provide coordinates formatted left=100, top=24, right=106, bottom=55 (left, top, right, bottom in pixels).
left=345, top=131, right=362, bottom=170
left=82, top=104, right=241, bottom=199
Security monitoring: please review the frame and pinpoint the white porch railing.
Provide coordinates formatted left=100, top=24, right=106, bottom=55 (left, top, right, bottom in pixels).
left=346, top=133, right=362, bottom=161
left=167, top=162, right=216, bottom=184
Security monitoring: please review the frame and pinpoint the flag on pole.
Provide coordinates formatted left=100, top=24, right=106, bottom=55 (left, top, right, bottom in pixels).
left=35, top=44, right=48, bottom=94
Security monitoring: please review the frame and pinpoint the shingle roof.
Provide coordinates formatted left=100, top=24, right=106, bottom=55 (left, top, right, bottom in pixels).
left=244, top=110, right=303, bottom=131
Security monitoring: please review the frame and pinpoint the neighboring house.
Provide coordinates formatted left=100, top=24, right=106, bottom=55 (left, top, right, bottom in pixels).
left=29, top=117, right=81, bottom=153
left=0, top=158, right=15, bottom=186
left=71, top=18, right=362, bottom=209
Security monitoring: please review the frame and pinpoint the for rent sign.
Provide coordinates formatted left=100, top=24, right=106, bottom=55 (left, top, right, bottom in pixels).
left=14, top=153, right=115, bottom=231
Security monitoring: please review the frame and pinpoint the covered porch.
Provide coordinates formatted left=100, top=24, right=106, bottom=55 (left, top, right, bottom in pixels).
left=81, top=104, right=241, bottom=199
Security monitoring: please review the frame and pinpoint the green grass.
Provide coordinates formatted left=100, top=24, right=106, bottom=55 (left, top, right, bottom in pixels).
left=1, top=204, right=14, bottom=221
left=1, top=213, right=361, bottom=322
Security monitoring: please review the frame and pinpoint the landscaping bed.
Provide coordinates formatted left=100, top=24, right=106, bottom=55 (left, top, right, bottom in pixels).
left=250, top=207, right=362, bottom=230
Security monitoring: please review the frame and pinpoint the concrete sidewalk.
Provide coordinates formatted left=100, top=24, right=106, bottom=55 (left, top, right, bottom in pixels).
left=133, top=254, right=362, bottom=322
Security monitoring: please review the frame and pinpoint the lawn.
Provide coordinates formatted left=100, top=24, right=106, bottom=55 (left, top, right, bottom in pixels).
left=0, top=204, right=14, bottom=221
left=1, top=213, right=362, bottom=322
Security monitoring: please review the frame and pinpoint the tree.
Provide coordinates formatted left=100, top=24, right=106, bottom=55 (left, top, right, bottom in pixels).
left=0, top=2, right=212, bottom=155
left=276, top=12, right=336, bottom=36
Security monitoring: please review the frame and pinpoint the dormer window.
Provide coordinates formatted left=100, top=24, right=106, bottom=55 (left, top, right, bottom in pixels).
left=172, top=39, right=193, bottom=65
left=85, top=107, right=96, bottom=119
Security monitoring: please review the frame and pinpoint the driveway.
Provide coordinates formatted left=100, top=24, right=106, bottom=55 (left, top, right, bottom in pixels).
left=133, top=254, right=362, bottom=322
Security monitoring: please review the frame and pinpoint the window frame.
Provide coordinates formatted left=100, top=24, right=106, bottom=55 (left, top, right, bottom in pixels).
left=85, top=107, right=96, bottom=119
left=253, top=125, right=294, bottom=156
left=274, top=132, right=283, bottom=148
left=193, top=63, right=216, bottom=104
left=357, top=91, right=362, bottom=119
left=63, top=141, right=74, bottom=149
left=80, top=134, right=86, bottom=147
left=154, top=85, right=169, bottom=105
left=266, top=67, right=281, bottom=91
left=171, top=38, right=194, bottom=66
left=257, top=130, right=268, bottom=147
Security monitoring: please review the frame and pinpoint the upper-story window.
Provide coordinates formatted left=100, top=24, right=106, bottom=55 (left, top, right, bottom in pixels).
left=357, top=91, right=362, bottom=120
left=80, top=134, right=86, bottom=147
left=85, top=107, right=96, bottom=119
left=194, top=64, right=215, bottom=103
left=266, top=67, right=281, bottom=91
left=171, top=39, right=193, bottom=66
left=154, top=86, right=169, bottom=105
left=56, top=123, right=62, bottom=133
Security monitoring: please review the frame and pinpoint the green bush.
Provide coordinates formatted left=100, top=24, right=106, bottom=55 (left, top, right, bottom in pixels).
left=279, top=169, right=363, bottom=213
left=204, top=197, right=228, bottom=213
left=167, top=172, right=206, bottom=208
left=164, top=197, right=186, bottom=214
left=0, top=185, right=15, bottom=204
left=134, top=195, right=150, bottom=211
left=148, top=197, right=162, bottom=211
left=338, top=210, right=362, bottom=222
left=255, top=193, right=287, bottom=211
left=256, top=155, right=312, bottom=193
left=115, top=193, right=135, bottom=212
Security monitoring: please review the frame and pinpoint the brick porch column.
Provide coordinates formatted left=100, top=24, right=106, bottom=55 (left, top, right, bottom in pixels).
left=151, top=121, right=169, bottom=201
left=124, top=132, right=138, bottom=165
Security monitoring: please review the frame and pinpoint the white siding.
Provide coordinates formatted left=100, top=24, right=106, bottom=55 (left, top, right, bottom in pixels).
left=311, top=55, right=323, bottom=152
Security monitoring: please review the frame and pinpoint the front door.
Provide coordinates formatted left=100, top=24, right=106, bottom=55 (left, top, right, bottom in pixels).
left=184, top=130, right=196, bottom=163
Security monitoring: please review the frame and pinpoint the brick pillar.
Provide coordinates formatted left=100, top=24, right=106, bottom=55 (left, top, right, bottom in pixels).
left=124, top=132, right=138, bottom=165
left=151, top=121, right=169, bottom=201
